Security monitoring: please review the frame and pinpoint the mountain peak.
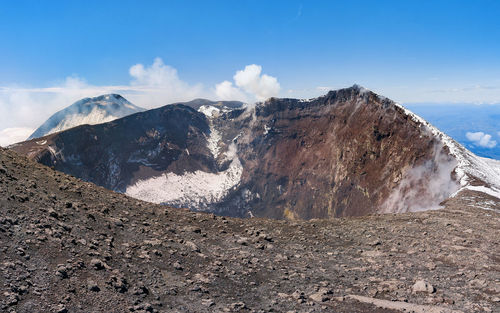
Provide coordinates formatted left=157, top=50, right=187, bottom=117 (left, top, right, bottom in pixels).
left=75, top=94, right=140, bottom=109
left=351, top=83, right=367, bottom=91
left=27, top=94, right=144, bottom=140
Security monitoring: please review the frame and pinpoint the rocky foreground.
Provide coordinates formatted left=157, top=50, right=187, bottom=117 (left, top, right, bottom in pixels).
left=0, top=147, right=499, bottom=312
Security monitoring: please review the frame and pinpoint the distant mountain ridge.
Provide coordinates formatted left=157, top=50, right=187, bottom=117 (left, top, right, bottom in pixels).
left=12, top=86, right=500, bottom=219
left=28, top=94, right=144, bottom=140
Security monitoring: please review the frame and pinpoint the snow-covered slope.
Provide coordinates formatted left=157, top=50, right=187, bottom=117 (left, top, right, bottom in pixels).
left=389, top=96, right=500, bottom=204
left=125, top=143, right=243, bottom=208
left=28, top=94, right=144, bottom=140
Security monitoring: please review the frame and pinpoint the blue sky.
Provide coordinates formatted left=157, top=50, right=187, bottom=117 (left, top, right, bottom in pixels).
left=1, top=1, right=500, bottom=147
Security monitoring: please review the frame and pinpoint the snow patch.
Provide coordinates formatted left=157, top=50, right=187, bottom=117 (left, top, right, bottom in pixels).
left=299, top=97, right=319, bottom=103
left=47, top=146, right=57, bottom=156
left=459, top=195, right=500, bottom=213
left=47, top=107, right=118, bottom=135
left=263, top=124, right=271, bottom=135
left=125, top=143, right=243, bottom=208
left=205, top=125, right=221, bottom=159
left=198, top=105, right=223, bottom=158
left=458, top=185, right=500, bottom=200
left=198, top=105, right=220, bottom=118
left=46, top=145, right=65, bottom=161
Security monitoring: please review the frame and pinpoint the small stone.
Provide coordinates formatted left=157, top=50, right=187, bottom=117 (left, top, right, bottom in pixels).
left=132, top=285, right=149, bottom=296
left=87, top=280, right=100, bottom=292
left=236, top=238, right=249, bottom=246
left=173, top=261, right=183, bottom=270
left=277, top=292, right=289, bottom=299
left=4, top=292, right=19, bottom=306
left=141, top=302, right=154, bottom=312
left=48, top=208, right=59, bottom=219
left=258, top=233, right=273, bottom=242
left=90, top=258, right=105, bottom=270
left=202, top=299, right=215, bottom=307
left=309, top=292, right=329, bottom=302
left=108, top=275, right=128, bottom=293
left=56, top=264, right=69, bottom=279
left=318, top=287, right=333, bottom=295
left=190, top=285, right=202, bottom=292
left=425, top=262, right=437, bottom=270
left=412, top=280, right=435, bottom=294
left=55, top=304, right=68, bottom=313
left=185, top=241, right=200, bottom=253
left=291, top=290, right=305, bottom=300
left=230, top=302, right=246, bottom=310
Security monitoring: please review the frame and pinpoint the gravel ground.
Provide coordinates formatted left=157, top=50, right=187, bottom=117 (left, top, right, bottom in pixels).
left=1, top=147, right=499, bottom=312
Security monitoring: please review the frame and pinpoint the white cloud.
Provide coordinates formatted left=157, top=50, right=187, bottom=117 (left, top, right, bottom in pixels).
left=0, top=59, right=282, bottom=146
left=233, top=64, right=280, bottom=101
left=0, top=58, right=208, bottom=145
left=129, top=57, right=181, bottom=86
left=0, top=76, right=97, bottom=145
left=466, top=131, right=497, bottom=148
left=127, top=57, right=205, bottom=107
left=0, top=127, right=34, bottom=147
left=215, top=64, right=280, bottom=102
left=215, top=80, right=247, bottom=101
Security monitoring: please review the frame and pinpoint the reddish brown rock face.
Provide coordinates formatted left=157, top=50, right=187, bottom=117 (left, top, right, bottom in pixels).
left=10, top=87, right=460, bottom=219
left=223, top=87, right=458, bottom=219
